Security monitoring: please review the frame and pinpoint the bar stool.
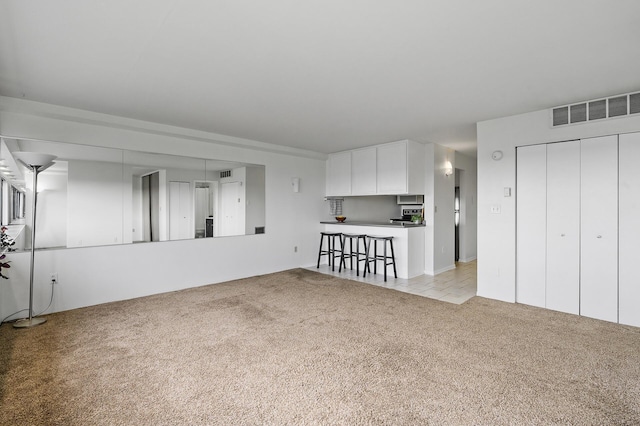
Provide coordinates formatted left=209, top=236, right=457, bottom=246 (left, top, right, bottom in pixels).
left=363, top=235, right=398, bottom=281
left=316, top=232, right=344, bottom=271
left=339, top=233, right=368, bottom=276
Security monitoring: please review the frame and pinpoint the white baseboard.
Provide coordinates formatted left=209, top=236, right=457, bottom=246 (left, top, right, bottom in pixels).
left=433, top=264, right=456, bottom=275
left=458, top=256, right=477, bottom=263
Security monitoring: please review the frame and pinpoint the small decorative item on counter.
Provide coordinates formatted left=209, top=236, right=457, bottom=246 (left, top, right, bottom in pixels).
left=411, top=215, right=423, bottom=224
left=335, top=216, right=346, bottom=222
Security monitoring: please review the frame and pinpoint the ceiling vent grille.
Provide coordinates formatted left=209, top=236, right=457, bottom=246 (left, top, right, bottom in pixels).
left=551, top=90, right=640, bottom=127
left=220, top=170, right=232, bottom=178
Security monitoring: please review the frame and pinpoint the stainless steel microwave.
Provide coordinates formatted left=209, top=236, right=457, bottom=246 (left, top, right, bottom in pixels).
left=397, top=195, right=424, bottom=205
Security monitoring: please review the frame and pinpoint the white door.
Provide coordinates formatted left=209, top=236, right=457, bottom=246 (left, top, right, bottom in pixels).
left=169, top=181, right=190, bottom=240
left=618, top=132, right=640, bottom=327
left=219, top=181, right=243, bottom=236
left=580, top=135, right=618, bottom=323
left=516, top=144, right=547, bottom=308
left=546, top=141, right=580, bottom=314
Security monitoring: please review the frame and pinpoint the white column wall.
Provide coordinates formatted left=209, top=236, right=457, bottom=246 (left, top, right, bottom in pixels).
left=0, top=97, right=326, bottom=320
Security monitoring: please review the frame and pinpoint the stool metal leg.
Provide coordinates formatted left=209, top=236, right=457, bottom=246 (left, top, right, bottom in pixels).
left=373, top=240, right=378, bottom=275
left=363, top=238, right=371, bottom=278
left=383, top=239, right=387, bottom=281
left=389, top=239, right=398, bottom=278
left=316, top=234, right=324, bottom=268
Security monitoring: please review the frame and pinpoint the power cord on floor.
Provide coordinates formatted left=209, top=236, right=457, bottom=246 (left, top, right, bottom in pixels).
left=0, top=280, right=56, bottom=325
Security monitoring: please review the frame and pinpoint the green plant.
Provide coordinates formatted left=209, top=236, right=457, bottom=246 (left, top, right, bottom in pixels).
left=411, top=215, right=422, bottom=223
left=0, top=226, right=15, bottom=279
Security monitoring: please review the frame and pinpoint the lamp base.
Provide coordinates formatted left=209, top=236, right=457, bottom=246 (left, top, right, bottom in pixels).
left=13, top=317, right=47, bottom=328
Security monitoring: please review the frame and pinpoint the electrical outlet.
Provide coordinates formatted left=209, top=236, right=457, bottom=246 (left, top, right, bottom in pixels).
left=50, top=273, right=58, bottom=284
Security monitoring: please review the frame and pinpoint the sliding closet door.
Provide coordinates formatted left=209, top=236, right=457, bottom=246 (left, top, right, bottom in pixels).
left=580, top=135, right=618, bottom=322
left=516, top=144, right=546, bottom=308
left=546, top=141, right=580, bottom=314
left=619, top=132, right=640, bottom=327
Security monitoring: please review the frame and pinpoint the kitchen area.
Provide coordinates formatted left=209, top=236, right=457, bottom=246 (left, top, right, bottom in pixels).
left=321, top=202, right=426, bottom=279
left=319, top=138, right=478, bottom=285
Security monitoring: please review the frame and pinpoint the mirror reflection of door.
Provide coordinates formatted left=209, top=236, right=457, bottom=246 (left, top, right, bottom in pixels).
left=194, top=181, right=217, bottom=238
left=169, top=181, right=191, bottom=240
left=142, top=172, right=160, bottom=242
left=219, top=181, right=243, bottom=236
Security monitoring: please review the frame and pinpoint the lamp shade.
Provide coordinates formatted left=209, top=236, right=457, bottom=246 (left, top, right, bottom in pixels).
left=13, top=152, right=57, bottom=168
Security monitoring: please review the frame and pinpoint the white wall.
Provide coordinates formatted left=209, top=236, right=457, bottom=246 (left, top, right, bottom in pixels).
left=0, top=96, right=326, bottom=321
left=329, top=195, right=398, bottom=223
left=67, top=160, right=124, bottom=248
left=433, top=144, right=455, bottom=274
left=33, top=170, right=67, bottom=249
left=422, top=143, right=473, bottom=275
left=245, top=166, right=265, bottom=234
left=477, top=108, right=640, bottom=302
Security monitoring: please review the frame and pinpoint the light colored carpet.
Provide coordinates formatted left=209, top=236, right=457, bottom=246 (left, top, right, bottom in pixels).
left=1, top=268, right=639, bottom=425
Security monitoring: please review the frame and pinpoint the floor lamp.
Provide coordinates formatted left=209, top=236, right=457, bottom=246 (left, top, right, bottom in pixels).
left=13, top=152, right=57, bottom=329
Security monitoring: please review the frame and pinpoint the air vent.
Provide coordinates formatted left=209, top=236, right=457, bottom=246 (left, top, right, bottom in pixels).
left=570, top=103, right=587, bottom=123
left=630, top=93, right=640, bottom=114
left=553, top=107, right=569, bottom=126
left=608, top=96, right=628, bottom=117
left=220, top=170, right=232, bottom=178
left=552, top=90, right=640, bottom=127
left=589, top=100, right=606, bottom=120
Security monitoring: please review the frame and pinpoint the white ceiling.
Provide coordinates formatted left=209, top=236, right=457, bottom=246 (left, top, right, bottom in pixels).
left=1, top=1, right=639, bottom=156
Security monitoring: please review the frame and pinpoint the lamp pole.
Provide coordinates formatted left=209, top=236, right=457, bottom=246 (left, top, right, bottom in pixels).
left=13, top=152, right=57, bottom=329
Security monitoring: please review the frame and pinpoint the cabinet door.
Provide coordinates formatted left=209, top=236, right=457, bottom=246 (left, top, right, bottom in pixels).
left=351, top=147, right=377, bottom=195
left=619, top=132, right=640, bottom=327
left=377, top=142, right=407, bottom=194
left=546, top=141, right=580, bottom=314
left=516, top=144, right=547, bottom=308
left=580, top=135, right=618, bottom=323
left=326, top=152, right=351, bottom=196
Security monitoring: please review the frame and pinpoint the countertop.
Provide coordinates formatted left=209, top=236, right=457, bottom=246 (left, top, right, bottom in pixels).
left=320, top=221, right=425, bottom=228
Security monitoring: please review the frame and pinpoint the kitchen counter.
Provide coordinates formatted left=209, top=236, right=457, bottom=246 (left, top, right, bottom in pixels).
left=320, top=221, right=425, bottom=228
left=320, top=222, right=425, bottom=279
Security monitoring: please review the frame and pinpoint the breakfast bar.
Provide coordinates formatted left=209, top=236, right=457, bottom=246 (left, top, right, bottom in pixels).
left=320, top=221, right=425, bottom=279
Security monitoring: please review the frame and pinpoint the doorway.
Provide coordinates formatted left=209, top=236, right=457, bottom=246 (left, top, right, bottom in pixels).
left=141, top=172, right=160, bottom=242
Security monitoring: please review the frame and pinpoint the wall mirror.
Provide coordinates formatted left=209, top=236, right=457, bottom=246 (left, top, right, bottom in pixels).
left=0, top=136, right=266, bottom=251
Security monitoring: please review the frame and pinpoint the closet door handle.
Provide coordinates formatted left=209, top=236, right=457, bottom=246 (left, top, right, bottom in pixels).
left=596, top=235, right=602, bottom=239
left=560, top=234, right=565, bottom=237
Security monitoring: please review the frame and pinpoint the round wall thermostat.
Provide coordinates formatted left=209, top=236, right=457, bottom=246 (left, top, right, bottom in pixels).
left=491, top=150, right=503, bottom=161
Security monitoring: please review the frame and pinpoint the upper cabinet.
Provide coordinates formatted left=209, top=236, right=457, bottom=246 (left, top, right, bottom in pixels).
left=351, top=146, right=377, bottom=195
left=326, top=151, right=352, bottom=196
left=326, top=140, right=424, bottom=196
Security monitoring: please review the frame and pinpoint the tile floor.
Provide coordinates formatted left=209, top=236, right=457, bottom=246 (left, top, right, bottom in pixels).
left=311, top=259, right=477, bottom=304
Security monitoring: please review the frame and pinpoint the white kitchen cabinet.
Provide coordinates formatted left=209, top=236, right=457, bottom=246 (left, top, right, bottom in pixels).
left=326, top=151, right=351, bottom=196
left=546, top=141, right=580, bottom=315
left=516, top=144, right=547, bottom=308
left=376, top=140, right=425, bottom=195
left=351, top=147, right=377, bottom=195
left=618, top=132, right=640, bottom=327
left=580, top=135, right=618, bottom=323
left=377, top=142, right=408, bottom=194
left=327, top=140, right=424, bottom=197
